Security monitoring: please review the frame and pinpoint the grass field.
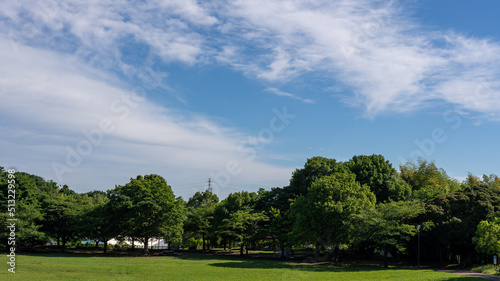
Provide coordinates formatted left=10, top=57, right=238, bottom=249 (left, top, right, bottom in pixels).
left=1, top=253, right=481, bottom=280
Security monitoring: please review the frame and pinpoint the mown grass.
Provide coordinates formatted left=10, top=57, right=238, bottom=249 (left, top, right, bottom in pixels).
left=0, top=253, right=481, bottom=280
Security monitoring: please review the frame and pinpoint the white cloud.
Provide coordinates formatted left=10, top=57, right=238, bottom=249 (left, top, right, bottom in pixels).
left=0, top=37, right=293, bottom=198
left=218, top=0, right=500, bottom=119
left=0, top=0, right=215, bottom=68
left=265, top=87, right=314, bottom=104
left=3, top=0, right=500, bottom=120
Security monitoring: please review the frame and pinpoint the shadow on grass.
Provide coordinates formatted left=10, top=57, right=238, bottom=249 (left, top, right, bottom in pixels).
left=176, top=254, right=411, bottom=273
left=176, top=254, right=483, bottom=280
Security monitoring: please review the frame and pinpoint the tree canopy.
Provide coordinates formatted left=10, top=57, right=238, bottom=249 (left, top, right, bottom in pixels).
left=291, top=171, right=375, bottom=258
left=108, top=174, right=183, bottom=253
left=1, top=156, right=499, bottom=266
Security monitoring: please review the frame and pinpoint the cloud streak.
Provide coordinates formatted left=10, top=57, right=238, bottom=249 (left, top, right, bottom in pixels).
left=265, top=87, right=314, bottom=104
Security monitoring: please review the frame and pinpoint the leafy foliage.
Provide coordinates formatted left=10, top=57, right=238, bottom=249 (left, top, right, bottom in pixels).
left=356, top=201, right=426, bottom=267
left=473, top=212, right=500, bottom=255
left=288, top=156, right=341, bottom=197
left=347, top=154, right=411, bottom=202
left=108, top=174, right=183, bottom=253
left=400, top=159, right=460, bottom=196
left=1, top=156, right=500, bottom=266
left=291, top=171, right=375, bottom=247
left=423, top=182, right=500, bottom=262
left=184, top=189, right=218, bottom=250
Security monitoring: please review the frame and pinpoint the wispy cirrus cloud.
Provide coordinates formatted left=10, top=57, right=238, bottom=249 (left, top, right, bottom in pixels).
left=217, top=0, right=500, bottom=119
left=0, top=0, right=216, bottom=71
left=4, top=0, right=500, bottom=119
left=265, top=87, right=314, bottom=104
left=2, top=0, right=500, bottom=196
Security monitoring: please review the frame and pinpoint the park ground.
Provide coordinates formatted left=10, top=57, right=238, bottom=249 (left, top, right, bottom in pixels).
left=0, top=250, right=489, bottom=281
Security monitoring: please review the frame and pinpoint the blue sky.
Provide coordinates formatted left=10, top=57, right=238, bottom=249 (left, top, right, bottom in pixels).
left=1, top=0, right=500, bottom=199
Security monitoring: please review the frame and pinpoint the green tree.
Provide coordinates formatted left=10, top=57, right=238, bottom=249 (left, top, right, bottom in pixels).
left=482, top=174, right=500, bottom=189
left=291, top=172, right=375, bottom=261
left=423, top=182, right=500, bottom=263
left=473, top=212, right=500, bottom=256
left=40, top=191, right=87, bottom=251
left=400, top=159, right=460, bottom=201
left=357, top=201, right=426, bottom=268
left=163, top=197, right=186, bottom=248
left=108, top=174, right=183, bottom=253
left=255, top=187, right=295, bottom=258
left=465, top=173, right=500, bottom=190
left=347, top=154, right=411, bottom=202
left=78, top=192, right=118, bottom=253
left=288, top=156, right=340, bottom=197
left=0, top=169, right=47, bottom=248
left=212, top=191, right=257, bottom=250
left=185, top=189, right=219, bottom=250
left=221, top=207, right=268, bottom=256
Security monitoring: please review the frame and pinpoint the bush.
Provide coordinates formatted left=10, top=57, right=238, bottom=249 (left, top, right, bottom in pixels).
left=471, top=264, right=499, bottom=275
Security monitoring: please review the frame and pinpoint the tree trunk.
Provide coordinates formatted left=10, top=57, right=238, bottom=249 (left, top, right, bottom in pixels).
left=240, top=243, right=244, bottom=256
left=223, top=237, right=227, bottom=251
left=61, top=236, right=67, bottom=252
left=314, top=241, right=321, bottom=257
left=280, top=243, right=285, bottom=258
left=103, top=240, right=108, bottom=254
left=383, top=247, right=389, bottom=268
left=144, top=237, right=149, bottom=254
left=334, top=244, right=340, bottom=263
left=202, top=233, right=206, bottom=251
left=246, top=244, right=249, bottom=257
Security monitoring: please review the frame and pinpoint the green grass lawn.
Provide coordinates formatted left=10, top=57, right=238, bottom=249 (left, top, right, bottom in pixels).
left=1, top=253, right=481, bottom=281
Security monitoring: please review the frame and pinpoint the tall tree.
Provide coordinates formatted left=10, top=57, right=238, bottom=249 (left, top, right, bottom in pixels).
left=473, top=212, right=500, bottom=256
left=212, top=191, right=257, bottom=250
left=40, top=191, right=87, bottom=251
left=0, top=169, right=46, bottom=248
left=78, top=192, right=118, bottom=253
left=291, top=171, right=375, bottom=261
left=162, top=197, right=186, bottom=249
left=108, top=174, right=183, bottom=254
left=347, top=154, right=411, bottom=202
left=185, top=189, right=218, bottom=250
left=255, top=187, right=295, bottom=258
left=356, top=201, right=426, bottom=268
left=288, top=156, right=340, bottom=197
left=400, top=159, right=460, bottom=202
left=423, top=182, right=500, bottom=263
left=221, top=207, right=268, bottom=256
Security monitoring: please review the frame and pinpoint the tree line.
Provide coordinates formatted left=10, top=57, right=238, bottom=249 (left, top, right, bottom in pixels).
left=2, top=155, right=500, bottom=267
